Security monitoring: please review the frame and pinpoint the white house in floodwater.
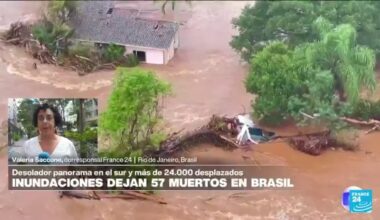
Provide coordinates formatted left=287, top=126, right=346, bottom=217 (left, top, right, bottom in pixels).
left=70, top=2, right=180, bottom=65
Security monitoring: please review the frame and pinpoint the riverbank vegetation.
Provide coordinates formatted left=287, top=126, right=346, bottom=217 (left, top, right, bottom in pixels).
left=232, top=1, right=380, bottom=151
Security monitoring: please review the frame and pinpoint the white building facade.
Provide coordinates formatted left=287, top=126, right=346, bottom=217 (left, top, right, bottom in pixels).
left=123, top=31, right=179, bottom=65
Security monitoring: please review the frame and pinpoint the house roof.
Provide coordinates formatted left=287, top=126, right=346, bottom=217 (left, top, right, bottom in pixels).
left=70, top=1, right=179, bottom=49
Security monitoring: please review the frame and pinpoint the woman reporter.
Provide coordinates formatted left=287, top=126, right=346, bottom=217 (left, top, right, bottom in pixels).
left=23, top=103, right=78, bottom=161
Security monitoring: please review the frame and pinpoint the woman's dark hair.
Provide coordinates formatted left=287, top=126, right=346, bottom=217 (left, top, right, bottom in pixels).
left=32, top=103, right=62, bottom=127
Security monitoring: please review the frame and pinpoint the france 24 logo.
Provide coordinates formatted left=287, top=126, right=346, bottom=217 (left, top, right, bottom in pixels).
left=342, top=186, right=372, bottom=213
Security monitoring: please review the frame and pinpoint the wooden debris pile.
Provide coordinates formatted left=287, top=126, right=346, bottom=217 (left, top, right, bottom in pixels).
left=290, top=112, right=380, bottom=155
left=2, top=22, right=56, bottom=64
left=63, top=55, right=117, bottom=75
left=205, top=114, right=238, bottom=135
left=1, top=21, right=119, bottom=74
left=156, top=115, right=240, bottom=157
left=2, top=22, right=32, bottom=45
left=288, top=131, right=335, bottom=156
left=157, top=128, right=239, bottom=157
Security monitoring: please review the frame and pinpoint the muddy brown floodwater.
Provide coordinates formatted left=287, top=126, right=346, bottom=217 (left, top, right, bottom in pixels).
left=0, top=1, right=379, bottom=219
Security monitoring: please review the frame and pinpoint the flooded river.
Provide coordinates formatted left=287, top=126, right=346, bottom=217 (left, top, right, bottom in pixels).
left=0, top=1, right=379, bottom=219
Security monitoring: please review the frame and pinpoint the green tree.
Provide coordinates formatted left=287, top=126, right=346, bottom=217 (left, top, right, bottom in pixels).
left=246, top=19, right=376, bottom=125
left=246, top=42, right=309, bottom=124
left=17, top=99, right=38, bottom=138
left=100, top=68, right=171, bottom=156
left=305, top=17, right=376, bottom=104
left=231, top=1, right=380, bottom=61
left=32, top=0, right=75, bottom=56
left=47, top=0, right=76, bottom=24
left=230, top=2, right=273, bottom=61
left=317, top=1, right=380, bottom=56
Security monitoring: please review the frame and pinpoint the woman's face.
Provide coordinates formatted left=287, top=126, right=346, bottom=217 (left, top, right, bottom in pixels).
left=37, top=108, right=56, bottom=136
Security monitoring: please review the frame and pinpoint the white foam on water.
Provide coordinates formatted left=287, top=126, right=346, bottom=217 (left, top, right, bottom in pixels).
left=6, top=64, right=112, bottom=91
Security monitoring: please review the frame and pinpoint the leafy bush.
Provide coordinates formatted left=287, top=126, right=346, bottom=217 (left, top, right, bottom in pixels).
left=68, top=42, right=97, bottom=58
left=120, top=54, right=140, bottom=67
left=32, top=19, right=73, bottom=54
left=32, top=22, right=55, bottom=50
left=12, top=132, right=22, bottom=142
left=64, top=128, right=98, bottom=144
left=331, top=129, right=360, bottom=151
left=348, top=100, right=380, bottom=121
left=103, top=44, right=126, bottom=63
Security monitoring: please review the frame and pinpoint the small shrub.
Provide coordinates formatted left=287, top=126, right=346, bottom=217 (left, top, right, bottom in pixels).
left=102, top=44, right=125, bottom=63
left=149, top=132, right=167, bottom=149
left=120, top=54, right=140, bottom=67
left=68, top=42, right=97, bottom=58
left=32, top=21, right=55, bottom=51
left=64, top=127, right=97, bottom=143
left=12, top=132, right=22, bottom=142
left=331, top=129, right=360, bottom=151
left=348, top=100, right=380, bottom=120
left=32, top=19, right=73, bottom=54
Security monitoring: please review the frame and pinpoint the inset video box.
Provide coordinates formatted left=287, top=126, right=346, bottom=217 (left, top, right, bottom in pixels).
left=8, top=98, right=99, bottom=164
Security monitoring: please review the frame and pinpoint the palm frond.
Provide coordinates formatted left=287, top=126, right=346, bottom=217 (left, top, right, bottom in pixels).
left=313, top=16, right=333, bottom=38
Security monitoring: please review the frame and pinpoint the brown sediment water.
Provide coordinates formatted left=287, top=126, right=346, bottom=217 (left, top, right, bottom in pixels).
left=173, top=135, right=380, bottom=219
left=0, top=58, right=109, bottom=114
left=0, top=1, right=44, bottom=31
left=0, top=1, right=379, bottom=219
left=1, top=133, right=379, bottom=219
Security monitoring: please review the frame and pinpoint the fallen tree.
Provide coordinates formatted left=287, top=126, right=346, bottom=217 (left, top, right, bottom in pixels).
left=340, top=117, right=380, bottom=134
left=285, top=113, right=380, bottom=155
left=2, top=22, right=31, bottom=45
left=151, top=115, right=246, bottom=158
